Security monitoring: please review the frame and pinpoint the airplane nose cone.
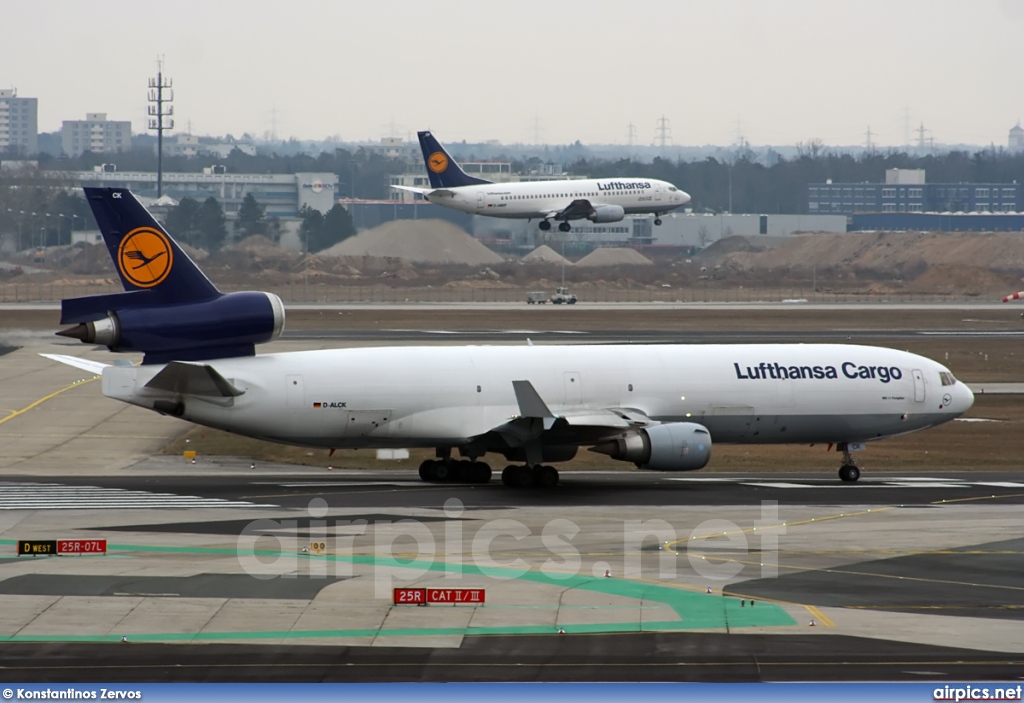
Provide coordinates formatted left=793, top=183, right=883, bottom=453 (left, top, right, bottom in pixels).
left=680, top=190, right=692, bottom=204
left=951, top=382, right=975, bottom=415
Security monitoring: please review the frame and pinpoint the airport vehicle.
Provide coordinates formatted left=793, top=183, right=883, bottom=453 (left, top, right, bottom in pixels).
left=526, top=292, right=549, bottom=304
left=45, top=188, right=974, bottom=487
left=391, top=131, right=690, bottom=232
left=550, top=287, right=577, bottom=305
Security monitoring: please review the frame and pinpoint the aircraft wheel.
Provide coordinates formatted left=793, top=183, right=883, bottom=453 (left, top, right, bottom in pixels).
left=654, top=217, right=663, bottom=226
left=501, top=465, right=518, bottom=487
left=534, top=465, right=559, bottom=488
left=471, top=462, right=492, bottom=484
left=539, top=220, right=551, bottom=231
left=558, top=222, right=571, bottom=232
left=839, top=464, right=860, bottom=483
left=418, top=460, right=436, bottom=482
left=434, top=462, right=451, bottom=481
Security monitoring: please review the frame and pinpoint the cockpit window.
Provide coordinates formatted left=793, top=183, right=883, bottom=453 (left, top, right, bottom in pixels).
left=668, top=186, right=677, bottom=191
left=939, top=371, right=956, bottom=386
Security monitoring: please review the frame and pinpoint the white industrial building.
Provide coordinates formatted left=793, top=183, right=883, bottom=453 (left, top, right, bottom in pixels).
left=64, top=168, right=338, bottom=217
left=476, top=212, right=847, bottom=249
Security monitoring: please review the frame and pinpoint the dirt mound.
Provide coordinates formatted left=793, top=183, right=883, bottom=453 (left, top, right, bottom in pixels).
left=522, top=245, right=572, bottom=265
left=575, top=247, right=653, bottom=267
left=322, top=219, right=504, bottom=265
left=230, top=234, right=279, bottom=252
left=697, top=235, right=788, bottom=260
left=705, top=231, right=1024, bottom=274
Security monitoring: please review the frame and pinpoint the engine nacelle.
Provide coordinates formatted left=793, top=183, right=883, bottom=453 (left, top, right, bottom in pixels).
left=591, top=422, right=712, bottom=471
left=58, top=291, right=285, bottom=363
left=587, top=204, right=625, bottom=223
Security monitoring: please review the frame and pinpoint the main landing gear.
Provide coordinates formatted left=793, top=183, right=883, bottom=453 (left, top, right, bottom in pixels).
left=419, top=459, right=492, bottom=484
left=837, top=443, right=861, bottom=483
left=537, top=219, right=571, bottom=233
left=501, top=464, right=559, bottom=488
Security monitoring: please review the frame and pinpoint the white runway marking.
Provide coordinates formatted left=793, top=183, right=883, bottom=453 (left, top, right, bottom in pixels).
left=0, top=481, right=276, bottom=510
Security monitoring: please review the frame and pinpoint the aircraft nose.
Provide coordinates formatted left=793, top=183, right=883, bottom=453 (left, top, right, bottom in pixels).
left=679, top=190, right=692, bottom=204
left=951, top=382, right=975, bottom=415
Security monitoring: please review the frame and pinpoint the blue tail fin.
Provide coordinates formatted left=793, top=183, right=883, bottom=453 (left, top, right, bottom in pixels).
left=61, top=187, right=222, bottom=324
left=417, top=131, right=491, bottom=188
left=59, top=187, right=285, bottom=364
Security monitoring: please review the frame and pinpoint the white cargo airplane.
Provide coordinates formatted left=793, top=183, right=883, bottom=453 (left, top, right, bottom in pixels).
left=391, top=131, right=690, bottom=232
left=44, top=188, right=974, bottom=487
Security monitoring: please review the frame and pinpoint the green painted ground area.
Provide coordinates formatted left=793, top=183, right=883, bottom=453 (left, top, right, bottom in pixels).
left=0, top=538, right=796, bottom=642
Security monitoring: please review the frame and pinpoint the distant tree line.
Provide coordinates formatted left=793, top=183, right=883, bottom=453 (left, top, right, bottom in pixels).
left=567, top=148, right=1024, bottom=214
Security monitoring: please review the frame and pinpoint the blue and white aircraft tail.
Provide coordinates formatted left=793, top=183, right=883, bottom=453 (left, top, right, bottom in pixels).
left=417, top=130, right=490, bottom=188
left=56, top=187, right=285, bottom=364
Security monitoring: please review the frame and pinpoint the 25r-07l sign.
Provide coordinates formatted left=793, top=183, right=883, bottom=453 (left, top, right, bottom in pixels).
left=393, top=588, right=485, bottom=605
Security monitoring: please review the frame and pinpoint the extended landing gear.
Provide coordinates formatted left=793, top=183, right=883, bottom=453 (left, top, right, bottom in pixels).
left=654, top=217, right=663, bottom=226
left=418, top=459, right=492, bottom=484
left=501, top=464, right=559, bottom=488
left=538, top=219, right=552, bottom=231
left=837, top=443, right=861, bottom=483
left=558, top=222, right=571, bottom=232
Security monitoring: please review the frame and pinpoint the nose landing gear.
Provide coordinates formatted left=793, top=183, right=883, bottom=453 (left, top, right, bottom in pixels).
left=837, top=443, right=861, bottom=482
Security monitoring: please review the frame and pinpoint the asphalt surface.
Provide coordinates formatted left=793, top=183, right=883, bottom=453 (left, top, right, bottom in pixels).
left=2, top=470, right=1022, bottom=683
left=12, top=470, right=1019, bottom=509
left=2, top=635, right=1022, bottom=682
left=282, top=328, right=1024, bottom=343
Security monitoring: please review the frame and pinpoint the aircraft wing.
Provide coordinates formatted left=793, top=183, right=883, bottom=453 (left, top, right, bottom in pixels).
left=552, top=199, right=595, bottom=221
left=39, top=353, right=110, bottom=376
left=487, top=380, right=653, bottom=448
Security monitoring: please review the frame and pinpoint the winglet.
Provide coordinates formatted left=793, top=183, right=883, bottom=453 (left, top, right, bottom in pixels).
left=512, top=380, right=556, bottom=429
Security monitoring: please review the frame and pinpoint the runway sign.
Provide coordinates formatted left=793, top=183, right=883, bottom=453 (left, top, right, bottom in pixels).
left=17, top=540, right=56, bottom=556
left=57, top=539, right=107, bottom=555
left=393, top=588, right=486, bottom=605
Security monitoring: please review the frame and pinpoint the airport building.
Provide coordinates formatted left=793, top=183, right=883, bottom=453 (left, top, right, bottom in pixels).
left=66, top=167, right=339, bottom=217
left=0, top=89, right=38, bottom=155
left=61, top=113, right=132, bottom=157
left=808, top=169, right=1023, bottom=215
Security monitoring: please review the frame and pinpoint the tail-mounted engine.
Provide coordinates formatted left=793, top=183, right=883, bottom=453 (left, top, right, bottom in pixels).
left=57, top=291, right=285, bottom=364
left=591, top=422, right=712, bottom=471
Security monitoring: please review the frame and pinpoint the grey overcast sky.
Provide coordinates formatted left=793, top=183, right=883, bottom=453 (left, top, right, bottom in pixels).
left=4, top=0, right=1023, bottom=148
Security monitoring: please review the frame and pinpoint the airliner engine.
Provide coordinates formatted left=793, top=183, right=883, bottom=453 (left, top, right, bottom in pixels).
left=587, top=204, right=626, bottom=223
left=590, top=422, right=712, bottom=471
left=57, top=291, right=285, bottom=363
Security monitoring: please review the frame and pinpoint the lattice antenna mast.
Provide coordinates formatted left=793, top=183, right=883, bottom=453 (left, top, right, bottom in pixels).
left=654, top=115, right=672, bottom=152
left=147, top=57, right=174, bottom=198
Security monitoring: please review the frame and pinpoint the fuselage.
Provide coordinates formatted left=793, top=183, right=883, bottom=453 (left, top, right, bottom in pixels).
left=102, top=343, right=973, bottom=453
left=423, top=178, right=689, bottom=220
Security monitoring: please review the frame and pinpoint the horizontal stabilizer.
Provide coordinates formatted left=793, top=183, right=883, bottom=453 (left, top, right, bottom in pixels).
left=144, top=361, right=245, bottom=398
left=39, top=353, right=110, bottom=376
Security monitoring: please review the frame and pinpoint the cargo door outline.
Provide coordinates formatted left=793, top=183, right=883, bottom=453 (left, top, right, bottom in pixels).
left=563, top=372, right=582, bottom=405
left=911, top=369, right=925, bottom=402
left=286, top=375, right=304, bottom=408
left=344, top=409, right=393, bottom=439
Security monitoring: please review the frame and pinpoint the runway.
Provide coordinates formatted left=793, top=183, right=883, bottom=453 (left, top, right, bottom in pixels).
left=1, top=469, right=1022, bottom=681
left=1, top=311, right=1022, bottom=681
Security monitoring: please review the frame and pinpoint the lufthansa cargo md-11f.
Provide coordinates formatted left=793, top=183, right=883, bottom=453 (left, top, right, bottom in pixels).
left=44, top=188, right=974, bottom=487
left=391, top=131, right=690, bottom=232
